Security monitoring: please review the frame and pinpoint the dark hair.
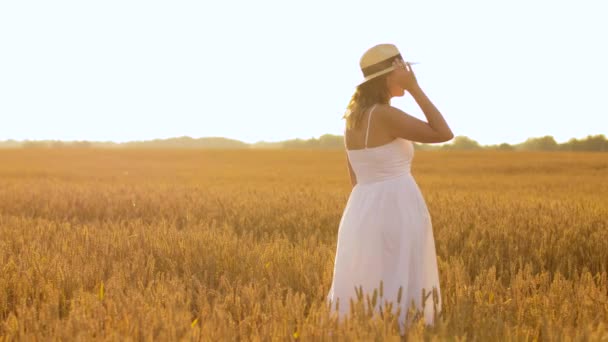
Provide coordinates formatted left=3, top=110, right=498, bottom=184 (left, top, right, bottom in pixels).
left=342, top=73, right=391, bottom=130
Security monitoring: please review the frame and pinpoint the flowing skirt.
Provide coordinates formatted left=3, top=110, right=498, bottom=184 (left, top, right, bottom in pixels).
left=326, top=173, right=442, bottom=332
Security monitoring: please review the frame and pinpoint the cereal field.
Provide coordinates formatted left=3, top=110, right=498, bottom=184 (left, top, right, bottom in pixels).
left=0, top=148, right=607, bottom=340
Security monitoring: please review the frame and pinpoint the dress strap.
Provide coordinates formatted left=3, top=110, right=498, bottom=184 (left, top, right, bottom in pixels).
left=364, top=104, right=378, bottom=148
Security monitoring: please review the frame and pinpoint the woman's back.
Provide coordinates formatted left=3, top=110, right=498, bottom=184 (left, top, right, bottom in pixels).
left=344, top=104, right=395, bottom=151
left=344, top=104, right=415, bottom=185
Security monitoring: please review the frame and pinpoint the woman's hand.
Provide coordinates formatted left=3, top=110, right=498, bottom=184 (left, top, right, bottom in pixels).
left=393, top=58, right=420, bottom=92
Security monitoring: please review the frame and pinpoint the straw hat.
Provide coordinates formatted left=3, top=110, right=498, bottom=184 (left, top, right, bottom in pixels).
left=358, top=43, right=411, bottom=86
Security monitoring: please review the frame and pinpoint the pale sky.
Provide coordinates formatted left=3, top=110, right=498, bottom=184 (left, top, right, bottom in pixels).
left=1, top=0, right=606, bottom=145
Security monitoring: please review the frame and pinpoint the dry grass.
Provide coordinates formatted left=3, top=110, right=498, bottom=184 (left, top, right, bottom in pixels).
left=0, top=148, right=607, bottom=340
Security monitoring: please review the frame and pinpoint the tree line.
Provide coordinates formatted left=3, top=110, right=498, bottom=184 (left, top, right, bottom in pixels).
left=1, top=134, right=606, bottom=152
left=279, top=134, right=608, bottom=152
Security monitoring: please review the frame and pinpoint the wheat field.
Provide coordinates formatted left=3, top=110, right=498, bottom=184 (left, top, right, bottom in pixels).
left=0, top=148, right=607, bottom=340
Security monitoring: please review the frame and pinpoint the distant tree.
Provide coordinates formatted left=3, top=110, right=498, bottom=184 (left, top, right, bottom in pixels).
left=519, top=135, right=558, bottom=151
left=559, top=134, right=607, bottom=151
left=249, top=141, right=283, bottom=149
left=282, top=138, right=309, bottom=149
left=0, top=139, right=22, bottom=148
left=497, top=143, right=514, bottom=150
left=485, top=143, right=514, bottom=151
left=122, top=136, right=248, bottom=149
left=51, top=141, right=65, bottom=148
left=281, top=134, right=343, bottom=149
left=581, top=134, right=607, bottom=151
left=442, top=136, right=482, bottom=150
left=22, top=141, right=48, bottom=148
left=318, top=134, right=343, bottom=149
left=71, top=141, right=92, bottom=148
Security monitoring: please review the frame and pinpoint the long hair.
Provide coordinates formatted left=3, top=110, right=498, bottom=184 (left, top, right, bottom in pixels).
left=342, top=73, right=392, bottom=130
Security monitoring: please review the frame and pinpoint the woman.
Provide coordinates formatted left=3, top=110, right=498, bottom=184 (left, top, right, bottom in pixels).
left=326, top=43, right=453, bottom=332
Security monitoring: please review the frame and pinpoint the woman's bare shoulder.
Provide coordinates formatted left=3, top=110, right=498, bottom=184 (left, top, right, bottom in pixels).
left=373, top=104, right=399, bottom=125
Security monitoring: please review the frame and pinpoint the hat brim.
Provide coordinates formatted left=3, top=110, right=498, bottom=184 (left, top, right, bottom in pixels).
left=357, top=65, right=396, bottom=87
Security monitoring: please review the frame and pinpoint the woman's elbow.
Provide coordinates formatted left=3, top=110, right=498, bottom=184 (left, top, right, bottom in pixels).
left=440, top=132, right=454, bottom=142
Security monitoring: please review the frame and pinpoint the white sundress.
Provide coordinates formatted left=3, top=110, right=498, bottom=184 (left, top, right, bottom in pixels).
left=327, top=103, right=442, bottom=332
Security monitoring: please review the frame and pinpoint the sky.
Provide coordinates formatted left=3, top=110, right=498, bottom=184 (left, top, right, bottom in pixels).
left=1, top=0, right=606, bottom=145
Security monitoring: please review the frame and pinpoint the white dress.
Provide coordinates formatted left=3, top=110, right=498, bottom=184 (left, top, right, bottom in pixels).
left=327, top=103, right=442, bottom=331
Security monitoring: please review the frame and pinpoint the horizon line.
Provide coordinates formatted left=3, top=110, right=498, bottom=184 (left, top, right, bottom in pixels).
left=0, top=133, right=606, bottom=146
